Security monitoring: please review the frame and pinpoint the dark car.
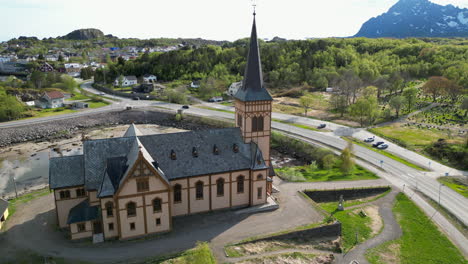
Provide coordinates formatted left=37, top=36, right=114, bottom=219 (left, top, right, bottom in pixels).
left=317, top=124, right=327, bottom=129
left=373, top=141, right=385, bottom=147
left=182, top=105, right=189, bottom=109
left=132, top=97, right=140, bottom=100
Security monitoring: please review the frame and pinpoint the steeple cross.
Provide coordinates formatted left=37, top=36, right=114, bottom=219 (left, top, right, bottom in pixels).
left=251, top=0, right=257, bottom=16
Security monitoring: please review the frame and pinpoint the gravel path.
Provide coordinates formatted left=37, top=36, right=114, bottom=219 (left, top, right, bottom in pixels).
left=335, top=188, right=402, bottom=264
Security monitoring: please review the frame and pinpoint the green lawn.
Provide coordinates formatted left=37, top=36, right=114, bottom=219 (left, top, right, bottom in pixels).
left=366, top=193, right=467, bottom=264
left=276, top=165, right=379, bottom=182
left=24, top=107, right=77, bottom=119
left=196, top=106, right=235, bottom=114
left=342, top=137, right=428, bottom=171
left=88, top=101, right=110, bottom=109
left=438, top=177, right=468, bottom=198
left=318, top=189, right=391, bottom=212
left=66, top=93, right=91, bottom=101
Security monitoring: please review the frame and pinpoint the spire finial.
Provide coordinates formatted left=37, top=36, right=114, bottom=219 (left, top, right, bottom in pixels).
left=252, top=0, right=257, bottom=16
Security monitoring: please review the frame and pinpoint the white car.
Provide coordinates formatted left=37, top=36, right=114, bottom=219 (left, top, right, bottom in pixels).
left=364, top=137, right=375, bottom=142
left=99, top=92, right=106, bottom=96
left=377, top=144, right=389, bottom=149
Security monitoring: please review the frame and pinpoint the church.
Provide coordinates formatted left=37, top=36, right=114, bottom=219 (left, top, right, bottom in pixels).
left=49, top=13, right=275, bottom=241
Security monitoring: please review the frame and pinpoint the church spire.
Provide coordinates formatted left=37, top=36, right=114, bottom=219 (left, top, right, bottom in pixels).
left=234, top=12, right=273, bottom=102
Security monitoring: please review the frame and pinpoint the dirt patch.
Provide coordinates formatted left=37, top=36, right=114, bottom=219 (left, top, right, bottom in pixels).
left=228, top=237, right=338, bottom=257
left=364, top=206, right=383, bottom=236
left=237, top=252, right=334, bottom=264
left=379, top=242, right=401, bottom=264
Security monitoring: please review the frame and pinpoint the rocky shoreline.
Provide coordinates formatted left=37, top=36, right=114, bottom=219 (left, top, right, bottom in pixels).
left=0, top=109, right=228, bottom=148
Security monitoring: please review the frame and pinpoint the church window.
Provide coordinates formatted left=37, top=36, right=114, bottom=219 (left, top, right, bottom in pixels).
left=192, top=147, right=198, bottom=157
left=59, top=190, right=70, bottom=199
left=257, top=187, right=263, bottom=199
left=127, top=202, right=136, bottom=217
left=252, top=116, right=258, bottom=132
left=174, top=184, right=182, bottom=203
left=136, top=179, right=149, bottom=192
left=77, top=223, right=86, bottom=232
left=153, top=198, right=162, bottom=212
left=237, top=176, right=245, bottom=193
left=105, top=201, right=113, bottom=217
left=196, top=181, right=204, bottom=199
left=257, top=174, right=263, bottom=180
left=216, top=178, right=225, bottom=196
left=237, top=114, right=243, bottom=127
left=76, top=188, right=86, bottom=197
left=233, top=144, right=239, bottom=153
left=213, top=145, right=219, bottom=155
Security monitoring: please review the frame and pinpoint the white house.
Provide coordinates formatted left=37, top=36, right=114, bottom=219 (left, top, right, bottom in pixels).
left=227, top=81, right=242, bottom=96
left=114, top=76, right=138, bottom=87
left=190, top=80, right=201, bottom=89
left=143, top=74, right=157, bottom=83
left=36, top=91, right=65, bottom=109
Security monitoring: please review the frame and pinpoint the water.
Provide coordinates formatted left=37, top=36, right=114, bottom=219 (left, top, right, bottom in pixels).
left=0, top=148, right=82, bottom=198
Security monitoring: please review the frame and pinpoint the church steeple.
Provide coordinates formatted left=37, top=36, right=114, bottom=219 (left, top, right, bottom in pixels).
left=234, top=13, right=273, bottom=102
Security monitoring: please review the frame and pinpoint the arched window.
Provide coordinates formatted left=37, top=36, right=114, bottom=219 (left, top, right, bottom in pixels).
left=174, top=184, right=182, bottom=203
left=252, top=116, right=258, bottom=132
left=196, top=181, right=204, bottom=199
left=105, top=201, right=113, bottom=217
left=127, top=202, right=136, bottom=217
left=153, top=198, right=162, bottom=212
left=237, top=176, right=245, bottom=194
left=216, top=178, right=225, bottom=196
left=237, top=114, right=243, bottom=127
left=257, top=174, right=263, bottom=180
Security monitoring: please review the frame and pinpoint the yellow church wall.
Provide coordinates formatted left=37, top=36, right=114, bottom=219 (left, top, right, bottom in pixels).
left=118, top=196, right=145, bottom=239
left=170, top=179, right=189, bottom=216
left=100, top=198, right=118, bottom=239
left=145, top=192, right=171, bottom=234
left=210, top=173, right=230, bottom=210
left=231, top=171, right=250, bottom=207
left=70, top=221, right=93, bottom=240
left=189, top=175, right=210, bottom=214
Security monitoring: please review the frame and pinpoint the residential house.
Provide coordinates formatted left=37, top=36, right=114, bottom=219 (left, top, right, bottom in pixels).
left=228, top=81, right=243, bottom=96
left=142, top=74, right=157, bottom=83
left=49, top=15, right=275, bottom=241
left=114, top=76, right=138, bottom=87
left=190, top=80, right=201, bottom=89
left=38, top=62, right=54, bottom=72
left=0, top=199, right=9, bottom=230
left=36, top=91, right=65, bottom=109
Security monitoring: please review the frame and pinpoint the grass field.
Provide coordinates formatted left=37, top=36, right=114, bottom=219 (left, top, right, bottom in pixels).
left=369, top=124, right=464, bottom=149
left=235, top=252, right=323, bottom=264
left=24, top=107, right=77, bottom=119
left=196, top=106, right=235, bottom=114
left=88, top=101, right=110, bottom=109
left=318, top=189, right=391, bottom=213
left=366, top=193, right=467, bottom=264
left=276, top=164, right=379, bottom=182
left=342, top=137, right=428, bottom=171
left=437, top=176, right=468, bottom=198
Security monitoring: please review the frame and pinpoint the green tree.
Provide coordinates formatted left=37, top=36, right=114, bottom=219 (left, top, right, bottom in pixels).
left=330, top=94, right=348, bottom=117
left=349, top=98, right=373, bottom=126
left=60, top=75, right=78, bottom=92
left=30, top=71, right=46, bottom=89
left=0, top=93, right=26, bottom=121
left=402, top=87, right=418, bottom=111
left=389, top=95, right=406, bottom=118
left=321, top=154, right=336, bottom=169
left=461, top=96, right=468, bottom=118
left=340, top=143, right=354, bottom=175
left=422, top=76, right=448, bottom=102
left=299, top=94, right=314, bottom=116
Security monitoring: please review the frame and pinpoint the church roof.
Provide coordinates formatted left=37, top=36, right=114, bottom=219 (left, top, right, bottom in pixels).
left=0, top=199, right=8, bottom=215
left=67, top=200, right=99, bottom=224
left=123, top=123, right=142, bottom=137
left=234, top=15, right=273, bottom=102
left=50, top=126, right=268, bottom=191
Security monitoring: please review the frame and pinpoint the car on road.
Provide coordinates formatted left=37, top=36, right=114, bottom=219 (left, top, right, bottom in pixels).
left=317, top=124, right=327, bottom=129
left=364, top=137, right=375, bottom=142
left=372, top=141, right=385, bottom=147
left=98, top=92, right=105, bottom=96
left=377, top=144, right=389, bottom=149
left=126, top=106, right=132, bottom=110
left=182, top=105, right=190, bottom=109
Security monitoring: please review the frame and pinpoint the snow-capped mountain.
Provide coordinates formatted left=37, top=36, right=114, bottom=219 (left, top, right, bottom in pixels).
left=354, top=0, right=468, bottom=38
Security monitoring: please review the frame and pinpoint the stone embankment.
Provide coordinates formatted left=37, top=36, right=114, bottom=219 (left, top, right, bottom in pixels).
left=0, top=109, right=225, bottom=147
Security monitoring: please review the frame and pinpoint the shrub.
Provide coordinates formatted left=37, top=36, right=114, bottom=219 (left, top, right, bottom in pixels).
left=321, top=154, right=336, bottom=169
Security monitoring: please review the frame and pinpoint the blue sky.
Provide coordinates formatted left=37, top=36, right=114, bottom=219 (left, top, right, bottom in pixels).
left=1, top=0, right=467, bottom=41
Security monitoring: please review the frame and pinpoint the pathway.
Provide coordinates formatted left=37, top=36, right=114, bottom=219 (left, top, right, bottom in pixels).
left=371, top=103, right=440, bottom=128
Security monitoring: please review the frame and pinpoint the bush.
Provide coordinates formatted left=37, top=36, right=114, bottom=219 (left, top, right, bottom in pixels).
left=175, top=113, right=183, bottom=121
left=321, top=154, right=336, bottom=169
left=271, top=131, right=334, bottom=163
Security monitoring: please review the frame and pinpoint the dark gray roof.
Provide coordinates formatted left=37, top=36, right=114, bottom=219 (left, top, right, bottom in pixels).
left=98, top=157, right=128, bottom=198
left=67, top=200, right=100, bottom=224
left=126, top=75, right=137, bottom=81
left=234, top=15, right=273, bottom=102
left=83, top=137, right=135, bottom=190
left=0, top=199, right=8, bottom=215
left=49, top=155, right=84, bottom=189
left=138, top=128, right=263, bottom=180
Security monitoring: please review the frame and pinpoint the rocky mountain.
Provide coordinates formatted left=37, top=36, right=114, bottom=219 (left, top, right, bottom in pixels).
left=355, top=0, right=468, bottom=38
left=62, top=28, right=105, bottom=40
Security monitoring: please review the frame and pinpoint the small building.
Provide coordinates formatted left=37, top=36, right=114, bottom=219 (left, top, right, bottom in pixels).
left=38, top=62, right=54, bottom=72
left=36, top=91, right=65, bottom=109
left=72, top=102, right=89, bottom=109
left=228, top=81, right=242, bottom=96
left=190, top=80, right=200, bottom=89
left=142, top=74, right=157, bottom=83
left=0, top=198, right=9, bottom=230
left=326, top=87, right=334, bottom=93
left=65, top=63, right=82, bottom=74
left=208, top=96, right=223, bottom=102
left=25, top=101, right=35, bottom=107
left=114, top=76, right=138, bottom=87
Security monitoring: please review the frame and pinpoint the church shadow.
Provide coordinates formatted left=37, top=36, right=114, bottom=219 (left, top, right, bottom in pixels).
left=1, top=206, right=254, bottom=263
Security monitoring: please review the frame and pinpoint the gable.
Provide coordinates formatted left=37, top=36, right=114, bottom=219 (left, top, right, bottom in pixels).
left=116, top=154, right=169, bottom=197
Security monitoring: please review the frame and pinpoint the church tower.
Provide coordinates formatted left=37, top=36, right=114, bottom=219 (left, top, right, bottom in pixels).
left=234, top=12, right=273, bottom=170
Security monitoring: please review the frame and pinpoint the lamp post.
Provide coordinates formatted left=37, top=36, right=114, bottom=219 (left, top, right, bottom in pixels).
left=12, top=176, right=18, bottom=199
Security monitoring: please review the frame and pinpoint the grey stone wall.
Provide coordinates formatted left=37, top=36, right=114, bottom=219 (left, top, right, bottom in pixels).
left=247, top=222, right=342, bottom=243
left=304, top=187, right=391, bottom=203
